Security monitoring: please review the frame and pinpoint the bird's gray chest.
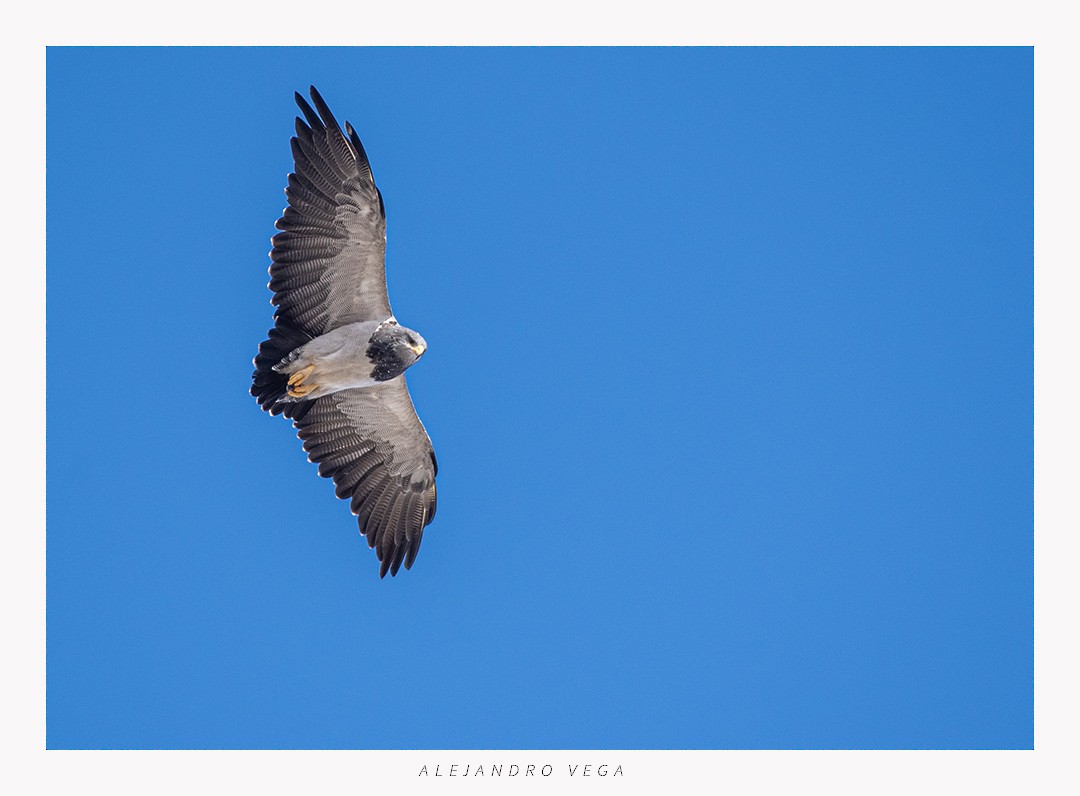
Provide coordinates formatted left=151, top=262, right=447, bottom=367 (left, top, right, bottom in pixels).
left=303, top=321, right=385, bottom=391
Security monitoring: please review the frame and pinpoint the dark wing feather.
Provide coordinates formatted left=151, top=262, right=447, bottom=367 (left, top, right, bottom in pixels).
left=294, top=378, right=438, bottom=577
left=268, top=86, right=391, bottom=336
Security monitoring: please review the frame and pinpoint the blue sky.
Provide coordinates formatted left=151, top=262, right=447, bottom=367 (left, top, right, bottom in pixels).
left=46, top=47, right=1032, bottom=750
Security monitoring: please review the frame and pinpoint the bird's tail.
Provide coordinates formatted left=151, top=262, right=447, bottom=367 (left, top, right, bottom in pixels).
left=251, top=322, right=315, bottom=420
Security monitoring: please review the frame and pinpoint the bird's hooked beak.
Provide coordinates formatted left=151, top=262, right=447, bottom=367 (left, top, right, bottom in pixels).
left=410, top=342, right=427, bottom=357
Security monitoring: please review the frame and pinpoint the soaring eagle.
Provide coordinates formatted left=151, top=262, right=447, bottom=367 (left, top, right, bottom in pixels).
left=251, top=87, right=438, bottom=578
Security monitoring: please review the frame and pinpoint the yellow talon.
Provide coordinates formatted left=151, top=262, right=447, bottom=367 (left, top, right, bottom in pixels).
left=288, top=364, right=315, bottom=386
left=287, top=364, right=317, bottom=397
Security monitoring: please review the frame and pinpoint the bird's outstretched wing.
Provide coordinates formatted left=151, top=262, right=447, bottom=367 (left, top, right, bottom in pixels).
left=295, top=379, right=438, bottom=578
left=268, top=86, right=392, bottom=336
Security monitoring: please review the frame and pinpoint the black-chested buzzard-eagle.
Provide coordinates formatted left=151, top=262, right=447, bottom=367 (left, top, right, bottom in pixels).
left=251, top=87, right=438, bottom=578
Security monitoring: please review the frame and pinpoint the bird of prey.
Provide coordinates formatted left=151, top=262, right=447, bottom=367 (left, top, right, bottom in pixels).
left=251, top=87, right=438, bottom=578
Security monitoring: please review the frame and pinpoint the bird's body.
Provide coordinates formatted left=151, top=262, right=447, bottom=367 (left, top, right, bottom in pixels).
left=272, top=319, right=428, bottom=401
left=251, top=87, right=438, bottom=578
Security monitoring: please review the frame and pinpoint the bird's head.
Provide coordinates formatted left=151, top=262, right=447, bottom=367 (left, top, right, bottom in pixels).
left=366, top=321, right=428, bottom=382
left=399, top=326, right=428, bottom=361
